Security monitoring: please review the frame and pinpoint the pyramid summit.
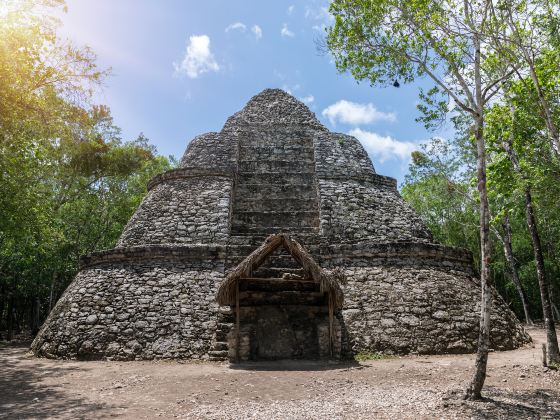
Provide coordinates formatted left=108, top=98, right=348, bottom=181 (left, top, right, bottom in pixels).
left=32, top=89, right=529, bottom=361
left=224, top=88, right=325, bottom=128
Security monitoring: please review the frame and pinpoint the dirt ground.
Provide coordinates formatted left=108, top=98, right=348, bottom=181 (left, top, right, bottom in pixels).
left=1, top=327, right=559, bottom=419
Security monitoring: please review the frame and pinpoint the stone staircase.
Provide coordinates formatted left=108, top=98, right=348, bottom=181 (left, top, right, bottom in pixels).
left=210, top=131, right=325, bottom=361
left=208, top=307, right=234, bottom=361
left=238, top=279, right=326, bottom=306
left=230, top=135, right=320, bottom=238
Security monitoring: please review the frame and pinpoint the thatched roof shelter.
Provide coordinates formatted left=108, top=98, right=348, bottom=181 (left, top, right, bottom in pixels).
left=216, top=233, right=344, bottom=308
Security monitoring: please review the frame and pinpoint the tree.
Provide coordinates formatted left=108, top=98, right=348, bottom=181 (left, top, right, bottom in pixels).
left=0, top=0, right=173, bottom=339
left=487, top=0, right=560, bottom=159
left=327, top=0, right=520, bottom=399
left=499, top=212, right=533, bottom=325
left=403, top=136, right=535, bottom=325
left=402, top=138, right=480, bottom=263
left=485, top=83, right=560, bottom=363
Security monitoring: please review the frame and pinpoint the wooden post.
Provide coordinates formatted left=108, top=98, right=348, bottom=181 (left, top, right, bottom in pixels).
left=235, top=279, right=240, bottom=363
left=328, top=292, right=334, bottom=358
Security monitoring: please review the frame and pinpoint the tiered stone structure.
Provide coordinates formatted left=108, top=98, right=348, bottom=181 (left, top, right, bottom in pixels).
left=32, top=89, right=530, bottom=361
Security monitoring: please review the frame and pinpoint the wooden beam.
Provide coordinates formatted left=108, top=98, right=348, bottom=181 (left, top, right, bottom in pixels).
left=235, top=279, right=240, bottom=363
left=328, top=292, right=334, bottom=358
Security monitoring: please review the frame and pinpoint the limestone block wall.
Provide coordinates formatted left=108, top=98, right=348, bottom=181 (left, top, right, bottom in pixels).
left=117, top=175, right=233, bottom=247
left=317, top=242, right=531, bottom=356
left=317, top=179, right=433, bottom=243
left=32, top=256, right=225, bottom=360
left=338, top=263, right=529, bottom=355
left=313, top=133, right=376, bottom=179
left=222, top=89, right=327, bottom=130
left=179, top=132, right=237, bottom=170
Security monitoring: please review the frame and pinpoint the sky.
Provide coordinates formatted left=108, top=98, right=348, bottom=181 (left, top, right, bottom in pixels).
left=57, top=0, right=441, bottom=184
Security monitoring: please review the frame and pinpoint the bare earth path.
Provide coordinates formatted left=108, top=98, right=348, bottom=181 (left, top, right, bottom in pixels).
left=1, top=327, right=559, bottom=419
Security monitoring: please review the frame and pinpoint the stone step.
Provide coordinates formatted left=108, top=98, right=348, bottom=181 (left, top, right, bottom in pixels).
left=238, top=160, right=316, bottom=172
left=233, top=203, right=318, bottom=213
left=226, top=245, right=321, bottom=261
left=208, top=350, right=229, bottom=361
left=227, top=250, right=321, bottom=260
left=239, top=290, right=327, bottom=306
left=216, top=321, right=234, bottom=330
left=245, top=268, right=304, bottom=278
left=215, top=323, right=233, bottom=341
left=238, top=144, right=315, bottom=154
left=236, top=172, right=316, bottom=185
left=215, top=330, right=230, bottom=342
left=249, top=267, right=305, bottom=277
left=234, top=183, right=316, bottom=196
left=232, top=210, right=320, bottom=227
left=226, top=255, right=307, bottom=271
left=255, top=255, right=306, bottom=270
left=212, top=341, right=229, bottom=351
left=240, top=277, right=318, bottom=293
left=231, top=224, right=319, bottom=236
left=227, top=233, right=322, bottom=246
left=234, top=197, right=319, bottom=210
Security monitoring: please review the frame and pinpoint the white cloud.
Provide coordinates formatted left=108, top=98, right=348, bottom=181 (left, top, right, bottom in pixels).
left=282, top=84, right=301, bottom=95
left=225, top=22, right=246, bottom=33
left=349, top=128, right=417, bottom=163
left=305, top=5, right=334, bottom=22
left=173, top=35, right=220, bottom=79
left=252, top=24, right=262, bottom=40
left=273, top=69, right=286, bottom=80
left=281, top=23, right=295, bottom=38
left=287, top=5, right=295, bottom=14
left=322, top=100, right=397, bottom=125
left=300, top=95, right=315, bottom=104
left=305, top=5, right=334, bottom=31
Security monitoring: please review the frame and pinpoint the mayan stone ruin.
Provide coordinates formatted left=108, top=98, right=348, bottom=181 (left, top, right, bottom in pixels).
left=32, top=89, right=530, bottom=361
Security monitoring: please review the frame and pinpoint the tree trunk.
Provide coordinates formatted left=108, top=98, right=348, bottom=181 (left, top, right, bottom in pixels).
left=465, top=115, right=492, bottom=400
left=552, top=301, right=560, bottom=322
left=48, top=272, right=57, bottom=313
left=522, top=186, right=560, bottom=363
left=32, top=296, right=41, bottom=335
left=6, top=291, right=14, bottom=342
left=501, top=106, right=560, bottom=364
left=0, top=283, right=5, bottom=339
left=525, top=62, right=560, bottom=159
left=501, top=213, right=533, bottom=324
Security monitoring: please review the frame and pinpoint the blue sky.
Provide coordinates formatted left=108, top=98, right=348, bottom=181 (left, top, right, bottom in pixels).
left=58, top=0, right=441, bottom=184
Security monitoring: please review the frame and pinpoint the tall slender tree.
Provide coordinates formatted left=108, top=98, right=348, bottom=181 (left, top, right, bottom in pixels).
left=497, top=102, right=559, bottom=363
left=500, top=212, right=533, bottom=325
left=327, top=0, right=518, bottom=398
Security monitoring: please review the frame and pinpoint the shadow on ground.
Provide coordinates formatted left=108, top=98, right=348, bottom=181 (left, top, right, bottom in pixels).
left=229, top=359, right=368, bottom=372
left=446, top=387, right=560, bottom=419
left=0, top=344, right=116, bottom=418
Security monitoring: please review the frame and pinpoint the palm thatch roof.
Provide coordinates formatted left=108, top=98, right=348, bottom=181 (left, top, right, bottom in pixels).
left=216, top=233, right=344, bottom=308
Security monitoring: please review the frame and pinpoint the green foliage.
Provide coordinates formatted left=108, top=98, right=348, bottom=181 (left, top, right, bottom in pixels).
left=325, top=0, right=560, bottom=325
left=416, top=87, right=449, bottom=130
left=0, top=1, right=173, bottom=336
left=354, top=351, right=395, bottom=362
left=402, top=75, right=560, bottom=321
left=402, top=137, right=481, bottom=267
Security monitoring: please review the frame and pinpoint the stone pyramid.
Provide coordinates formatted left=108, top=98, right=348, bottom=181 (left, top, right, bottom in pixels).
left=32, top=89, right=530, bottom=361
